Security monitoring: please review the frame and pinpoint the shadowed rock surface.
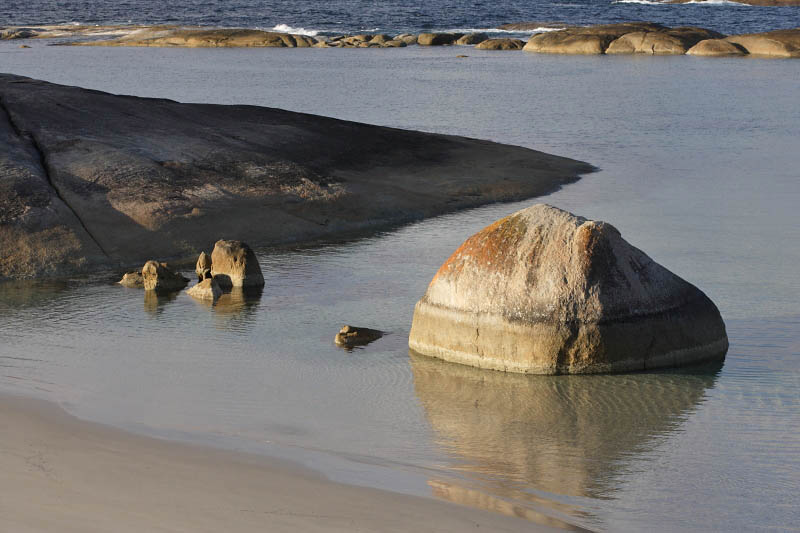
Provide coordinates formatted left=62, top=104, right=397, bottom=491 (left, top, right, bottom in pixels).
left=0, top=74, right=592, bottom=280
left=417, top=33, right=462, bottom=46
left=455, top=33, right=489, bottom=45
left=475, top=39, right=525, bottom=51
left=408, top=204, right=728, bottom=374
left=187, top=277, right=222, bottom=301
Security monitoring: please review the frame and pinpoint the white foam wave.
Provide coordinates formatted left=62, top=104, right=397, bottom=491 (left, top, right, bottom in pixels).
left=443, top=27, right=566, bottom=34
left=270, top=23, right=320, bottom=36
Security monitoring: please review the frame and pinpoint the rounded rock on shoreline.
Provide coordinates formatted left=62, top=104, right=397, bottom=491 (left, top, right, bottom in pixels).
left=187, top=277, right=222, bottom=301
left=210, top=239, right=265, bottom=289
left=606, top=27, right=724, bottom=55
left=141, top=260, right=189, bottom=292
left=408, top=204, right=728, bottom=375
left=455, top=33, right=489, bottom=45
left=395, top=33, right=418, bottom=45
left=334, top=325, right=384, bottom=348
left=417, top=33, right=461, bottom=46
left=725, top=29, right=800, bottom=58
left=475, top=38, right=525, bottom=50
left=687, top=39, right=747, bottom=57
left=523, top=23, right=665, bottom=54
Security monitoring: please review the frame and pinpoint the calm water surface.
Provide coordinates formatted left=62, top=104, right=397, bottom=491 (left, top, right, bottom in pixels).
left=0, top=44, right=799, bottom=531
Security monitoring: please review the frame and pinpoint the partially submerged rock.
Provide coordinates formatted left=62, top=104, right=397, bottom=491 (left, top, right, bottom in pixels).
left=195, top=251, right=211, bottom=281
left=334, top=325, right=384, bottom=348
left=118, top=271, right=144, bottom=288
left=141, top=260, right=189, bottom=292
left=417, top=33, right=461, bottom=46
left=187, top=277, right=222, bottom=301
left=408, top=204, right=728, bottom=374
left=475, top=38, right=525, bottom=51
left=725, top=29, right=800, bottom=58
left=79, top=28, right=318, bottom=48
left=523, top=23, right=666, bottom=54
left=455, top=33, right=489, bottom=45
left=210, top=240, right=264, bottom=288
left=606, top=27, right=724, bottom=55
left=687, top=39, right=747, bottom=57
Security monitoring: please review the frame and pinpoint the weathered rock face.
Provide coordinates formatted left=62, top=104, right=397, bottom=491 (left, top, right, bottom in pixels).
left=606, top=27, right=724, bottom=55
left=395, top=33, right=418, bottom=45
left=455, top=33, right=489, bottom=45
left=187, top=277, right=222, bottom=301
left=417, top=33, right=461, bottom=46
left=118, top=271, right=144, bottom=288
left=195, top=251, right=211, bottom=281
left=523, top=23, right=666, bottom=54
left=334, top=325, right=384, bottom=348
left=475, top=38, right=525, bottom=51
left=0, top=74, right=592, bottom=281
left=725, top=29, right=800, bottom=58
left=408, top=204, right=728, bottom=374
left=80, top=28, right=318, bottom=48
left=141, top=260, right=188, bottom=292
left=210, top=240, right=264, bottom=288
left=687, top=39, right=747, bottom=57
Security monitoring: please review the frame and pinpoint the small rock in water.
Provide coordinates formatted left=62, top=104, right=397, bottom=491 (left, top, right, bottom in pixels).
left=195, top=251, right=212, bottom=281
left=118, top=271, right=144, bottom=288
left=334, top=325, right=384, bottom=348
left=210, top=239, right=265, bottom=289
left=187, top=277, right=222, bottom=301
left=141, top=260, right=189, bottom=292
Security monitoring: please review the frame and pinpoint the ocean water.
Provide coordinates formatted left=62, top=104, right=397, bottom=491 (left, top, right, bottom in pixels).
left=1, top=41, right=800, bottom=532
left=1, top=0, right=799, bottom=35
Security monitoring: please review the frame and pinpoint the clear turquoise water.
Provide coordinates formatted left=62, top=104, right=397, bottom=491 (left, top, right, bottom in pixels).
left=0, top=44, right=799, bottom=531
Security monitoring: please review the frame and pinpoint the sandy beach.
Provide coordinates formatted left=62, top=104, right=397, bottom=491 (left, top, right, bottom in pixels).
left=0, top=393, right=574, bottom=532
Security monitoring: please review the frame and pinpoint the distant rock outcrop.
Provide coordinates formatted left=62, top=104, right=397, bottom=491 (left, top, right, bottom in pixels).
left=408, top=204, right=728, bottom=374
left=725, top=29, right=800, bottom=57
left=523, top=22, right=666, bottom=54
left=210, top=240, right=264, bottom=288
left=455, top=33, right=489, bottom=45
left=79, top=28, right=318, bottom=48
left=606, top=27, right=724, bottom=55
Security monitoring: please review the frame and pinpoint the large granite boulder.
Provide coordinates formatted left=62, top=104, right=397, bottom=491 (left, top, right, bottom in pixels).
left=725, top=29, right=800, bottom=58
left=210, top=239, right=264, bottom=288
left=606, top=27, right=724, bottom=55
left=475, top=38, right=525, bottom=50
left=687, top=39, right=747, bottom=57
left=408, top=204, right=728, bottom=374
left=455, top=33, right=489, bottom=45
left=523, top=23, right=665, bottom=55
left=141, top=260, right=188, bottom=292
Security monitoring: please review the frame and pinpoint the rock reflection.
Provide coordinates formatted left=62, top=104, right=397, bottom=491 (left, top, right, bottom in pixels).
left=143, top=289, right=179, bottom=316
left=0, top=280, right=69, bottom=309
left=410, top=352, right=721, bottom=524
left=210, top=286, right=263, bottom=330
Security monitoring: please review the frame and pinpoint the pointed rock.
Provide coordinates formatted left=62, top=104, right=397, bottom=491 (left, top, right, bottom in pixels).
left=210, top=240, right=264, bottom=288
left=408, top=204, right=728, bottom=374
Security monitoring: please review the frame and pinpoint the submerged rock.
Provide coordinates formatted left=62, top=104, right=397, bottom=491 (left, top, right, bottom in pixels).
left=195, top=251, right=212, bottom=281
left=408, top=204, right=728, bottom=374
left=187, top=277, right=222, bottom=301
left=210, top=240, right=265, bottom=288
left=141, top=260, right=188, bottom=292
left=475, top=38, right=525, bottom=51
left=118, top=271, right=144, bottom=288
left=334, top=325, right=384, bottom=348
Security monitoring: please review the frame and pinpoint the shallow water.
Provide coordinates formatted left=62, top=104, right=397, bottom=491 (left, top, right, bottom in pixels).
left=1, top=44, right=799, bottom=531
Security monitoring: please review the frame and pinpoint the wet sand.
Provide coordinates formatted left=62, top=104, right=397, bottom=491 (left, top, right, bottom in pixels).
left=0, top=393, right=572, bottom=532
